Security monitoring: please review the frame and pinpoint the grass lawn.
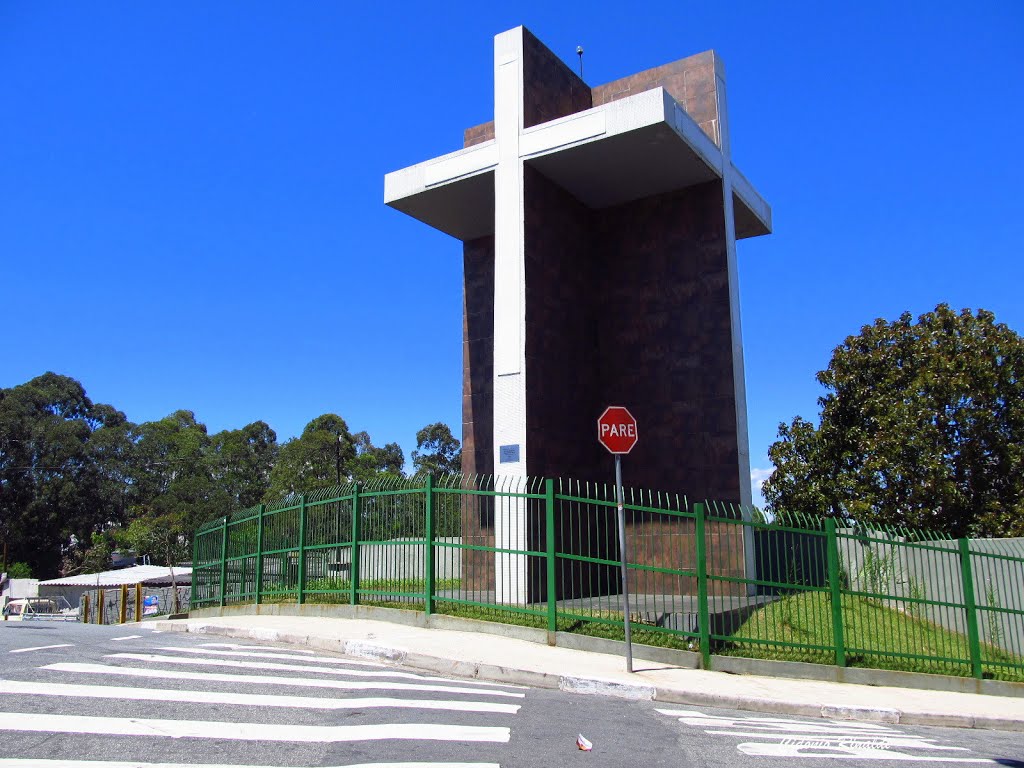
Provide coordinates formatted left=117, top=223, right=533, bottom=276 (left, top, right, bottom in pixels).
left=718, top=590, right=1024, bottom=682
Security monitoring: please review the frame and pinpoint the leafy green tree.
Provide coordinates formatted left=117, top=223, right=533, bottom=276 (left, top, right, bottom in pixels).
left=265, top=414, right=355, bottom=499
left=78, top=530, right=117, bottom=574
left=0, top=373, right=131, bottom=577
left=5, top=562, right=32, bottom=578
left=209, top=421, right=278, bottom=509
left=763, top=305, right=1024, bottom=537
left=84, top=403, right=137, bottom=526
left=411, top=422, right=461, bottom=477
left=350, top=431, right=405, bottom=483
left=129, top=410, right=223, bottom=564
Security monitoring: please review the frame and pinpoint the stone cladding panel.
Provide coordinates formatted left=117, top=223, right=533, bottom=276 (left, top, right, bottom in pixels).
left=521, top=28, right=592, bottom=129
left=592, top=51, right=721, bottom=147
left=462, top=236, right=496, bottom=591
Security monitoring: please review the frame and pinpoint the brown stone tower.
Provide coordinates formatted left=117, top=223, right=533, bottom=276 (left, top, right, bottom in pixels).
left=385, top=27, right=771, bottom=602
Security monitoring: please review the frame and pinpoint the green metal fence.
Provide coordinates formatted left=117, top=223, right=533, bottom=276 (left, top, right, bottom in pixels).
left=191, top=474, right=1024, bottom=681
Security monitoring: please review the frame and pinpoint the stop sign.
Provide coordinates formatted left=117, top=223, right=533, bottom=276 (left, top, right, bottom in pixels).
left=597, top=406, right=638, bottom=454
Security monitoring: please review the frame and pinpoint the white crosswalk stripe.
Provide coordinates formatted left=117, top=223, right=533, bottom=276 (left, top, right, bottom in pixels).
left=0, top=679, right=521, bottom=713
left=157, top=645, right=387, bottom=666
left=199, top=642, right=317, bottom=653
left=44, top=662, right=525, bottom=697
left=736, top=742, right=999, bottom=762
left=9, top=644, right=74, bottom=654
left=655, top=708, right=997, bottom=763
left=106, top=652, right=525, bottom=688
left=0, top=712, right=510, bottom=743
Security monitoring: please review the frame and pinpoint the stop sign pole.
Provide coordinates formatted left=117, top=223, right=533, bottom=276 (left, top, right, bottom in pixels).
left=597, top=406, right=638, bottom=673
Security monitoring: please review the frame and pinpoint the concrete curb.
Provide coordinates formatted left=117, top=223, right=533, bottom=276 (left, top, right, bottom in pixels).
left=157, top=621, right=1024, bottom=732
left=560, top=675, right=656, bottom=700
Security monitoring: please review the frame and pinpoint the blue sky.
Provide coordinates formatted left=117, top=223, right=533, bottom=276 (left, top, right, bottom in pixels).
left=2, top=3, right=1022, bottom=504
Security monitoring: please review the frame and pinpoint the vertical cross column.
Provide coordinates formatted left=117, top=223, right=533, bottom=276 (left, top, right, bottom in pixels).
left=492, top=28, right=529, bottom=604
left=713, top=61, right=758, bottom=591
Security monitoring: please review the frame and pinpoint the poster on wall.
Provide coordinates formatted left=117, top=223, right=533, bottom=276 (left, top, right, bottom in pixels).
left=142, top=595, right=160, bottom=616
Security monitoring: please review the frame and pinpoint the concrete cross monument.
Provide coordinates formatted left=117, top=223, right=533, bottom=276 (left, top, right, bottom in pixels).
left=385, top=27, right=771, bottom=604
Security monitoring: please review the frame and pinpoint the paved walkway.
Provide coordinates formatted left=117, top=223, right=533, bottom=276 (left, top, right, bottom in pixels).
left=156, top=614, right=1024, bottom=732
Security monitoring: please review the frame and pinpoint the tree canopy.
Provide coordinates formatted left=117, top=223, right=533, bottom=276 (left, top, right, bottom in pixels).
left=411, top=422, right=461, bottom=477
left=0, top=372, right=454, bottom=578
left=265, top=414, right=355, bottom=500
left=763, top=304, right=1024, bottom=537
left=0, top=373, right=129, bottom=577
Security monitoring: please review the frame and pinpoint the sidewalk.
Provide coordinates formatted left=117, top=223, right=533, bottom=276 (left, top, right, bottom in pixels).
left=156, top=614, right=1024, bottom=732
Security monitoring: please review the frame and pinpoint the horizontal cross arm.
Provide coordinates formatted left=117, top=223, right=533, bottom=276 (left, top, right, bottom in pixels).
left=730, top=165, right=772, bottom=239
left=384, top=141, right=498, bottom=205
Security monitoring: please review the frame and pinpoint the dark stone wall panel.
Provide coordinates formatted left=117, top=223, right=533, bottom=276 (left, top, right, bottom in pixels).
left=592, top=51, right=720, bottom=147
left=464, top=122, right=495, bottom=148
left=522, top=164, right=603, bottom=483
left=520, top=168, right=744, bottom=596
left=462, top=236, right=495, bottom=593
left=462, top=236, right=495, bottom=479
left=518, top=171, right=743, bottom=501
left=522, top=28, right=592, bottom=129
left=594, top=180, right=741, bottom=504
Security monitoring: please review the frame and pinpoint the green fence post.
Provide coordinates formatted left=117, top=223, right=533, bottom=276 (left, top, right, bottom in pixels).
left=545, top=478, right=557, bottom=635
left=190, top=531, right=199, bottom=608
left=424, top=473, right=436, bottom=616
left=218, top=516, right=229, bottom=608
left=350, top=483, right=361, bottom=606
left=695, top=502, right=711, bottom=670
left=255, top=504, right=266, bottom=605
left=958, top=538, right=983, bottom=679
left=297, top=495, right=308, bottom=605
left=825, top=518, right=847, bottom=668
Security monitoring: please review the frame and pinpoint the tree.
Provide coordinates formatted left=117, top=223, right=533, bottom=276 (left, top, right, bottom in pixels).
left=0, top=373, right=131, bottom=577
left=265, top=414, right=355, bottom=499
left=209, top=421, right=278, bottom=509
left=6, top=562, right=32, bottom=578
left=129, top=410, right=222, bottom=565
left=350, top=431, right=405, bottom=483
left=763, top=305, right=1024, bottom=538
left=411, top=422, right=461, bottom=477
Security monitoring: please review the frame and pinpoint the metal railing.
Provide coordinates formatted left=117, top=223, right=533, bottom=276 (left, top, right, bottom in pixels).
left=191, top=474, right=1024, bottom=681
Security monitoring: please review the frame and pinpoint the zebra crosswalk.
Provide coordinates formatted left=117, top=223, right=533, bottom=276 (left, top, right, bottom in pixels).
left=0, top=634, right=523, bottom=768
left=655, top=708, right=1003, bottom=763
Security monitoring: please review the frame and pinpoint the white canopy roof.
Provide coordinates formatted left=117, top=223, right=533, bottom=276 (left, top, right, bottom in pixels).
left=39, top=565, right=192, bottom=587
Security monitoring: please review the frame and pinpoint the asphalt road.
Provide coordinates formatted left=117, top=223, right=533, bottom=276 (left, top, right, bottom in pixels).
left=1, top=620, right=1022, bottom=768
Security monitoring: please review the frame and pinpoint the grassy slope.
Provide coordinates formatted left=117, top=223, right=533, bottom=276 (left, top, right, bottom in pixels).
left=719, top=591, right=1024, bottom=681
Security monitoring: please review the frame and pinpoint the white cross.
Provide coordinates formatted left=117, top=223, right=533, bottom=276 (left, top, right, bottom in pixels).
left=385, top=27, right=771, bottom=603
